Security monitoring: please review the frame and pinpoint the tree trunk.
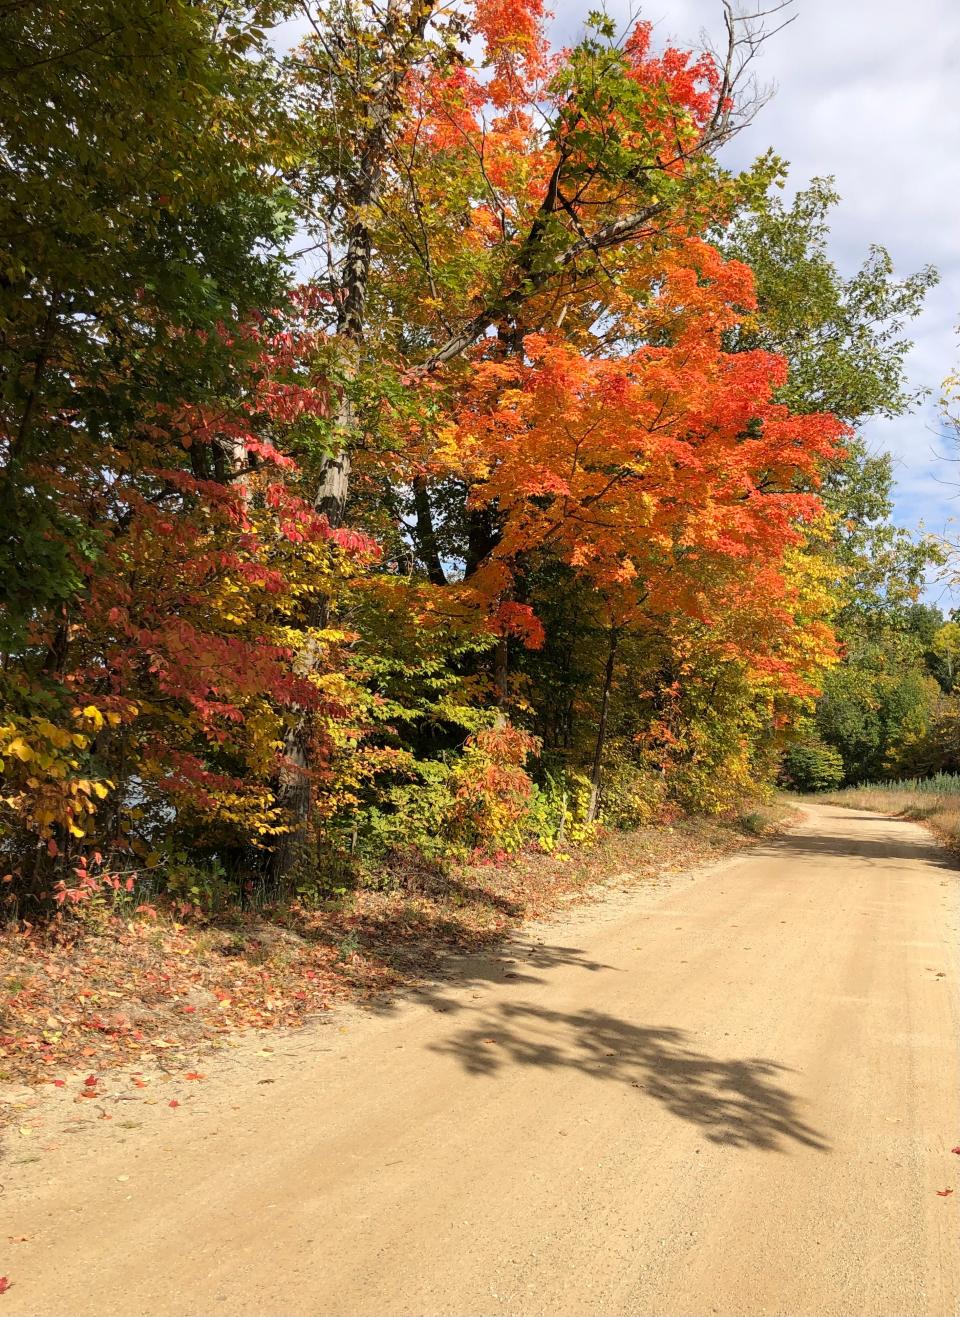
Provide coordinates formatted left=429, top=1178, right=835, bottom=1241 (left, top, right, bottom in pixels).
left=464, top=501, right=500, bottom=578
left=412, top=475, right=447, bottom=585
left=10, top=289, right=61, bottom=461
left=494, top=632, right=509, bottom=708
left=586, top=626, right=619, bottom=824
left=271, top=0, right=438, bottom=883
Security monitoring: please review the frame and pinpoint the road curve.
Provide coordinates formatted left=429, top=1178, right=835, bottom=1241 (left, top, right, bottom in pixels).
left=4, top=803, right=959, bottom=1317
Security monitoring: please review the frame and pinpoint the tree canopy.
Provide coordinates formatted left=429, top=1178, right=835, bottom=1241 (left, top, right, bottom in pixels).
left=0, top=0, right=941, bottom=914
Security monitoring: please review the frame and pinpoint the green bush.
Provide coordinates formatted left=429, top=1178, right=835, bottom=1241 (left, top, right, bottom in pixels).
left=599, top=761, right=668, bottom=829
left=361, top=759, right=459, bottom=865
left=526, top=771, right=596, bottom=849
left=738, top=809, right=769, bottom=836
left=780, top=741, right=846, bottom=792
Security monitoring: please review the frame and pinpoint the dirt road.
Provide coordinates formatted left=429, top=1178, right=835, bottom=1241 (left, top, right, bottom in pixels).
left=3, top=803, right=959, bottom=1317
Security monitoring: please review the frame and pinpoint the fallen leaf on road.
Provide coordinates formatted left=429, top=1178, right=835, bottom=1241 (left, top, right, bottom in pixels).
left=168, top=1100, right=180, bottom=1109
left=184, top=1072, right=205, bottom=1081
left=951, top=1146, right=960, bottom=1155
left=936, top=1189, right=953, bottom=1197
left=84, top=1074, right=98, bottom=1087
left=0, top=1277, right=10, bottom=1295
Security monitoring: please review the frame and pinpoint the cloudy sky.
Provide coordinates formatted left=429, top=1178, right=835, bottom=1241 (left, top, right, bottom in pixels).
left=552, top=0, right=960, bottom=600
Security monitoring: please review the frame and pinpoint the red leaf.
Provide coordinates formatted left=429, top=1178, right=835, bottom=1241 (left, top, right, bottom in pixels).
left=936, top=1189, right=953, bottom=1197
left=83, top=1074, right=98, bottom=1088
left=952, top=1147, right=960, bottom=1156
left=181, top=1005, right=196, bottom=1014
left=52, top=1079, right=66, bottom=1088
left=168, top=1099, right=180, bottom=1109
left=184, top=1071, right=205, bottom=1081
left=0, top=1276, right=10, bottom=1294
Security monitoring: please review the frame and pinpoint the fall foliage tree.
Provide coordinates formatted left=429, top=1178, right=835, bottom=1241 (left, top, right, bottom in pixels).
left=0, top=2, right=366, bottom=903
left=723, top=177, right=940, bottom=783
left=0, top=0, right=935, bottom=912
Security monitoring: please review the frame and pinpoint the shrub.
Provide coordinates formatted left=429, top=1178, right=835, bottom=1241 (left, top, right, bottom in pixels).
left=780, top=741, right=845, bottom=792
left=738, top=809, right=770, bottom=836
left=448, top=723, right=540, bottom=853
left=526, top=771, right=597, bottom=849
left=599, top=762, right=668, bottom=829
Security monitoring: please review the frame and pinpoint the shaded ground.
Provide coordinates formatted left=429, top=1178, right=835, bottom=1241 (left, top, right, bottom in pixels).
left=818, top=782, right=960, bottom=854
left=1, top=802, right=958, bottom=1316
left=0, top=810, right=787, bottom=1089
left=429, top=1004, right=828, bottom=1152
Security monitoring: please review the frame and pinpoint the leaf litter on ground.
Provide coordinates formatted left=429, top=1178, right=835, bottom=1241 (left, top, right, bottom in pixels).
left=1, top=808, right=793, bottom=1102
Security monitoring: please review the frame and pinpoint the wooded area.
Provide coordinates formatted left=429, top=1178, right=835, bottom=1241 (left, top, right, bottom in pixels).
left=2, top=0, right=957, bottom=924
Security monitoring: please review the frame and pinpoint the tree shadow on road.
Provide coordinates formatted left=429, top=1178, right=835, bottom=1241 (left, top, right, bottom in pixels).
left=359, top=938, right=617, bottom=1015
left=758, top=811, right=953, bottom=874
left=758, top=818, right=956, bottom=869
left=430, top=1003, right=830, bottom=1153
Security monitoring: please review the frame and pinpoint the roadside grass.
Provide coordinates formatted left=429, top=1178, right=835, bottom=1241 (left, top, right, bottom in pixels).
left=814, top=773, right=960, bottom=850
left=0, top=803, right=793, bottom=1090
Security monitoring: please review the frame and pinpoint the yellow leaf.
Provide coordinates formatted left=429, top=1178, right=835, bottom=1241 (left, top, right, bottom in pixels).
left=81, top=705, right=104, bottom=729
left=6, top=737, right=33, bottom=762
